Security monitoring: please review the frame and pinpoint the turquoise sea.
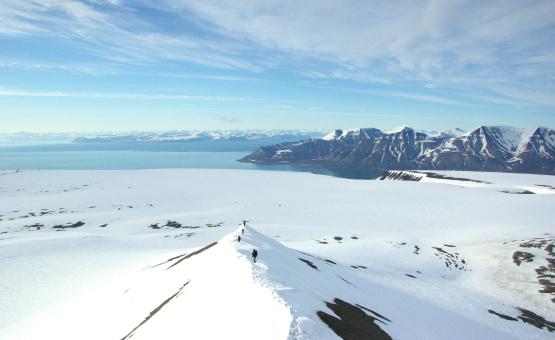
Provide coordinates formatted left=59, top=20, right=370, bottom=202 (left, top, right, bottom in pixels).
left=0, top=140, right=382, bottom=179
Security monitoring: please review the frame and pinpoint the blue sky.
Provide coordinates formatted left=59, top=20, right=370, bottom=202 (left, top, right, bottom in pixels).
left=1, top=0, right=554, bottom=132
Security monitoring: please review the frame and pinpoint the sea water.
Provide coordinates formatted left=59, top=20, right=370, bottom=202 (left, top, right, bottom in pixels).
left=0, top=141, right=382, bottom=180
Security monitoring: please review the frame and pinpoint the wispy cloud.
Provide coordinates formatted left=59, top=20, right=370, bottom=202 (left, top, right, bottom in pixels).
left=0, top=61, right=118, bottom=76
left=147, top=72, right=260, bottom=82
left=216, top=115, right=242, bottom=124
left=265, top=104, right=295, bottom=110
left=0, top=0, right=261, bottom=70
left=0, top=88, right=255, bottom=101
left=173, top=0, right=555, bottom=106
left=1, top=0, right=555, bottom=113
left=300, top=70, right=392, bottom=85
left=361, top=89, right=480, bottom=107
left=382, top=91, right=477, bottom=107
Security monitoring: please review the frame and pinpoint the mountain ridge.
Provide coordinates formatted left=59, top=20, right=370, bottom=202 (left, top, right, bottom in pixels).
left=72, top=130, right=323, bottom=143
left=241, top=126, right=555, bottom=174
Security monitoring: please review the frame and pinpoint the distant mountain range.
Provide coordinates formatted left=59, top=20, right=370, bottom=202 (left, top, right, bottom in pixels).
left=0, top=132, right=81, bottom=145
left=240, top=126, right=555, bottom=174
left=73, top=130, right=322, bottom=143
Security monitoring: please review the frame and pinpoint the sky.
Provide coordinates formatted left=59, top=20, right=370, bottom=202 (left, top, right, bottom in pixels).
left=1, top=0, right=555, bottom=132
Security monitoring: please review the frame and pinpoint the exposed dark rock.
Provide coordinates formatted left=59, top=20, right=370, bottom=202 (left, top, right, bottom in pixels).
left=488, top=309, right=518, bottom=321
left=299, top=258, right=319, bottom=270
left=421, top=172, right=490, bottom=183
left=298, top=251, right=315, bottom=258
left=379, top=171, right=421, bottom=181
left=535, top=256, right=555, bottom=297
left=337, top=276, right=356, bottom=287
left=355, top=304, right=392, bottom=323
left=164, top=233, right=195, bottom=238
left=520, top=239, right=552, bottom=249
left=121, top=281, right=191, bottom=340
left=536, top=184, right=555, bottom=190
left=52, top=221, right=85, bottom=230
left=512, top=251, right=535, bottom=265
left=149, top=220, right=203, bottom=230
left=546, top=243, right=554, bottom=256
left=150, top=252, right=190, bottom=268
left=501, top=189, right=535, bottom=194
left=516, top=307, right=555, bottom=332
left=24, top=223, right=44, bottom=230
left=167, top=242, right=218, bottom=270
left=351, top=265, right=367, bottom=269
left=165, top=220, right=183, bottom=228
left=432, top=247, right=469, bottom=271
left=317, top=298, right=392, bottom=340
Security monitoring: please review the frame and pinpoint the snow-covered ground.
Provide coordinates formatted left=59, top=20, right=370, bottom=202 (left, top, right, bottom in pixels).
left=0, top=169, right=553, bottom=339
left=381, top=170, right=555, bottom=194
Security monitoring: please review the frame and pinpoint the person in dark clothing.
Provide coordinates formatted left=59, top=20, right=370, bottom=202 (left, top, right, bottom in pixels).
left=238, top=235, right=241, bottom=242
left=241, top=228, right=245, bottom=234
left=251, top=249, right=258, bottom=263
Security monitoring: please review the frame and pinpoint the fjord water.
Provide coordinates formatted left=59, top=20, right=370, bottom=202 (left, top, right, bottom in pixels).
left=0, top=140, right=382, bottom=180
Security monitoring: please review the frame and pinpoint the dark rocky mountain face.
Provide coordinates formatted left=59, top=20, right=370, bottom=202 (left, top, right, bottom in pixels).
left=240, top=126, right=555, bottom=174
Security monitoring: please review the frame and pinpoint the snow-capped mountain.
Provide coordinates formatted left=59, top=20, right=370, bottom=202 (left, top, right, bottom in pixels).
left=73, top=130, right=323, bottom=143
left=241, top=126, right=555, bottom=174
left=0, top=132, right=80, bottom=145
left=420, top=128, right=466, bottom=139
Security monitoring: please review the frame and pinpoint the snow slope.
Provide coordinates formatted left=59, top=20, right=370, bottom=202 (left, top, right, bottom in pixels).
left=0, top=169, right=553, bottom=339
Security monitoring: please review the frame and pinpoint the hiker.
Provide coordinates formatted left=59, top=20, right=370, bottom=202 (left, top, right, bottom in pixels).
left=251, top=249, right=258, bottom=263
left=238, top=235, right=241, bottom=242
left=241, top=228, right=245, bottom=234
